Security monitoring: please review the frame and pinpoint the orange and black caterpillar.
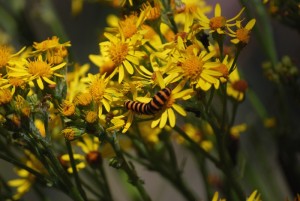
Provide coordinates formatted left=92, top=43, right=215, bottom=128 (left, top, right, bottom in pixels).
left=124, top=87, right=172, bottom=115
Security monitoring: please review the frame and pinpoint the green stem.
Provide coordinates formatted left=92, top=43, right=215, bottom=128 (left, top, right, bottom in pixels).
left=65, top=139, right=88, bottom=201
left=98, top=164, right=113, bottom=201
left=173, top=125, right=220, bottom=167
left=104, top=133, right=152, bottom=201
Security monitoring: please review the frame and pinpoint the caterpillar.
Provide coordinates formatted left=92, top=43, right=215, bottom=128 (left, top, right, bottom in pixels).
left=124, top=87, right=172, bottom=115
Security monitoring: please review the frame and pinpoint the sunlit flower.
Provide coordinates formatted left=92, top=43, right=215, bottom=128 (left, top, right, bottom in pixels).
left=151, top=81, right=194, bottom=128
left=8, top=55, right=66, bottom=90
left=172, top=39, right=223, bottom=90
left=8, top=151, right=46, bottom=200
left=82, top=73, right=119, bottom=116
left=90, top=33, right=145, bottom=83
left=197, top=3, right=245, bottom=34
left=228, top=19, right=256, bottom=46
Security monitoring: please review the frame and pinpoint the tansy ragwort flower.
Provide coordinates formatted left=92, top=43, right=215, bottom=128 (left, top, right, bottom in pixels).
left=151, top=81, right=194, bottom=128
left=7, top=55, right=66, bottom=90
left=172, top=39, right=224, bottom=91
left=197, top=3, right=245, bottom=35
left=82, top=73, right=119, bottom=116
left=90, top=32, right=145, bottom=83
left=227, top=68, right=248, bottom=102
left=0, top=45, right=26, bottom=69
left=228, top=19, right=256, bottom=46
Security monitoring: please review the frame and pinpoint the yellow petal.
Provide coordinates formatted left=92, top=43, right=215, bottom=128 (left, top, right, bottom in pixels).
left=172, top=104, right=187, bottom=116
left=159, top=111, right=168, bottom=128
left=151, top=117, right=161, bottom=128
left=167, top=108, right=176, bottom=127
left=36, top=77, right=44, bottom=90
left=8, top=179, right=26, bottom=187
left=123, top=60, right=134, bottom=74
left=102, top=99, right=111, bottom=112
left=118, top=65, right=124, bottom=83
left=51, top=62, right=66, bottom=71
left=77, top=141, right=89, bottom=153
left=43, top=76, right=56, bottom=85
left=215, top=3, right=221, bottom=16
left=246, top=19, right=256, bottom=30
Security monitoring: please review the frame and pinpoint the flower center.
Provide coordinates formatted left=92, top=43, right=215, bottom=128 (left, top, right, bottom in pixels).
left=181, top=55, right=203, bottom=80
left=0, top=45, right=11, bottom=68
left=213, top=63, right=229, bottom=78
left=109, top=42, right=129, bottom=66
left=209, top=16, right=226, bottom=30
left=120, top=15, right=138, bottom=39
left=236, top=28, right=250, bottom=44
left=28, top=60, right=52, bottom=77
left=165, top=95, right=175, bottom=108
left=90, top=79, right=106, bottom=103
left=231, top=80, right=248, bottom=92
left=85, top=111, right=98, bottom=123
left=9, top=77, right=25, bottom=87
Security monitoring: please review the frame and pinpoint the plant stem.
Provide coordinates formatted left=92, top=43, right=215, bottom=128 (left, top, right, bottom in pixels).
left=65, top=139, right=88, bottom=201
left=173, top=125, right=220, bottom=167
left=104, top=133, right=152, bottom=201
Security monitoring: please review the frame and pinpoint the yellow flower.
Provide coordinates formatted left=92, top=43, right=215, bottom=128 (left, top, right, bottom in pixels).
left=8, top=55, right=66, bottom=90
left=82, top=73, right=118, bottom=116
left=174, top=0, right=211, bottom=32
left=173, top=38, right=223, bottom=91
left=0, top=45, right=26, bottom=69
left=8, top=151, right=46, bottom=200
left=90, top=32, right=145, bottom=83
left=151, top=81, right=194, bottom=128
left=59, top=100, right=76, bottom=117
left=60, top=153, right=86, bottom=173
left=32, top=36, right=71, bottom=53
left=229, top=19, right=256, bottom=46
left=227, top=68, right=248, bottom=101
left=197, top=3, right=245, bottom=34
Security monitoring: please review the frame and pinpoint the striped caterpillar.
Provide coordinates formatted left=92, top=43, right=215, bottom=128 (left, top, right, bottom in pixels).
left=124, top=87, right=172, bottom=115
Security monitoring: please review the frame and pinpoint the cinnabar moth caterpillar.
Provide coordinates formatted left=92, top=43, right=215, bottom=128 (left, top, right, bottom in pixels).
left=124, top=87, right=172, bottom=114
